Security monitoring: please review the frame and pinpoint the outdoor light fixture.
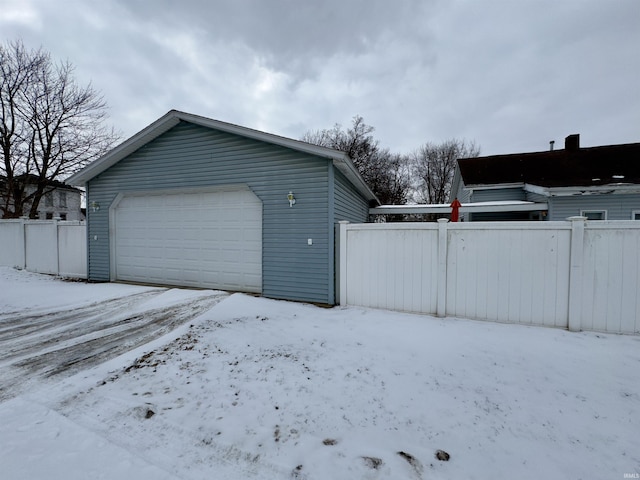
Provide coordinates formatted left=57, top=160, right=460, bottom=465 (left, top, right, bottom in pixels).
left=90, top=201, right=100, bottom=212
left=287, top=191, right=296, bottom=207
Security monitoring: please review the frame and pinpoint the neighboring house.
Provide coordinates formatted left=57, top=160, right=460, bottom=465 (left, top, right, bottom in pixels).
left=451, top=134, right=640, bottom=221
left=66, top=110, right=378, bottom=305
left=0, top=174, right=84, bottom=221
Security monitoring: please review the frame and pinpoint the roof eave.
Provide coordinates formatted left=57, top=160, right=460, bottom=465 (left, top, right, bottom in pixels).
left=543, top=184, right=640, bottom=196
left=67, top=111, right=181, bottom=185
left=370, top=201, right=548, bottom=215
left=66, top=110, right=379, bottom=203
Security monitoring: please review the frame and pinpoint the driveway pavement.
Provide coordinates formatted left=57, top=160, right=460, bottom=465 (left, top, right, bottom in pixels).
left=0, top=289, right=227, bottom=401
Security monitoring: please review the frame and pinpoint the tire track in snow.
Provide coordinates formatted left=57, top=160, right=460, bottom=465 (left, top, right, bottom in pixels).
left=0, top=292, right=227, bottom=402
left=0, top=290, right=165, bottom=359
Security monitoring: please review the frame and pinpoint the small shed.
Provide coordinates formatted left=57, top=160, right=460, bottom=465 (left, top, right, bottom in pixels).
left=67, top=110, right=377, bottom=304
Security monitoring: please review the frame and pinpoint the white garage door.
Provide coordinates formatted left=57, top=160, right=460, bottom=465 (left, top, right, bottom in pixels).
left=113, top=188, right=262, bottom=292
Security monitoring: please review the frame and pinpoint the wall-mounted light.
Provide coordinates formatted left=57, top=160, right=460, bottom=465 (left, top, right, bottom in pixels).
left=90, top=201, right=100, bottom=212
left=287, top=191, right=296, bottom=207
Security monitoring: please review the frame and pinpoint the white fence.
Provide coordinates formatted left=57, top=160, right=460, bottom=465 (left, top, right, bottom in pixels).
left=0, top=219, right=87, bottom=278
left=338, top=218, right=640, bottom=334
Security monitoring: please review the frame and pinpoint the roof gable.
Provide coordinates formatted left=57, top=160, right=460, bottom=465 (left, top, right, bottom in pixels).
left=67, top=110, right=378, bottom=203
left=458, top=141, right=640, bottom=188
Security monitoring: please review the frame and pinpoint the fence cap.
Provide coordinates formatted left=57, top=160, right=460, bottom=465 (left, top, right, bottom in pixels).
left=567, top=216, right=587, bottom=221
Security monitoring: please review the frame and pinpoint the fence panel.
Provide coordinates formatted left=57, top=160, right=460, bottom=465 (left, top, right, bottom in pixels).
left=58, top=222, right=87, bottom=278
left=339, top=219, right=640, bottom=334
left=446, top=223, right=571, bottom=328
left=0, top=220, right=25, bottom=268
left=25, top=222, right=59, bottom=274
left=580, top=222, right=640, bottom=334
left=342, top=224, right=439, bottom=314
left=0, top=220, right=86, bottom=278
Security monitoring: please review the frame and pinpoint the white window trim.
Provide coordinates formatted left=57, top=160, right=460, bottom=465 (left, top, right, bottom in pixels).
left=580, top=209, right=607, bottom=220
left=632, top=210, right=640, bottom=220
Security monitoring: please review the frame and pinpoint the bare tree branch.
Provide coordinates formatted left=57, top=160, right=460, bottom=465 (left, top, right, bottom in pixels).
left=302, top=116, right=411, bottom=205
left=0, top=40, right=119, bottom=218
left=411, top=139, right=480, bottom=205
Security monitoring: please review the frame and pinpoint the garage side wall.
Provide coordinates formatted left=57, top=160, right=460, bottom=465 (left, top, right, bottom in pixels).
left=86, top=121, right=334, bottom=304
left=334, top=169, right=370, bottom=223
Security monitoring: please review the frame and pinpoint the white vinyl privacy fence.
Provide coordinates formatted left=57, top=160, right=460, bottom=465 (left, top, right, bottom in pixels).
left=338, top=218, right=640, bottom=334
left=0, top=219, right=86, bottom=278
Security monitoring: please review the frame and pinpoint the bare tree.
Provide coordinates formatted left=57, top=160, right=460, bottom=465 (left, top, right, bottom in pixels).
left=0, top=41, right=46, bottom=217
left=411, top=139, right=480, bottom=205
left=302, top=115, right=411, bottom=205
left=0, top=40, right=119, bottom=218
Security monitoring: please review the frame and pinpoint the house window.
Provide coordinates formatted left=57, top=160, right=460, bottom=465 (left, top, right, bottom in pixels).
left=45, top=212, right=53, bottom=219
left=59, top=213, right=67, bottom=221
left=581, top=210, right=607, bottom=220
left=632, top=210, right=640, bottom=220
left=44, top=192, right=54, bottom=207
left=59, top=191, right=67, bottom=208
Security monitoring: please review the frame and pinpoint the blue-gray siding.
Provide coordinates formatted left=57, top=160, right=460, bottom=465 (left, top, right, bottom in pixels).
left=525, top=191, right=547, bottom=203
left=468, top=187, right=528, bottom=221
left=334, top=169, right=369, bottom=223
left=549, top=194, right=640, bottom=220
left=86, top=121, right=359, bottom=304
left=470, top=187, right=526, bottom=203
left=455, top=183, right=640, bottom=221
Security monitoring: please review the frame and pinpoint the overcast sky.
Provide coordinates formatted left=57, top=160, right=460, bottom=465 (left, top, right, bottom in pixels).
left=1, top=0, right=638, bottom=156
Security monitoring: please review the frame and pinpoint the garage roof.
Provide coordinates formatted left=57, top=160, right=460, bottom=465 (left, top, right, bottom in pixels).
left=67, top=110, right=379, bottom=204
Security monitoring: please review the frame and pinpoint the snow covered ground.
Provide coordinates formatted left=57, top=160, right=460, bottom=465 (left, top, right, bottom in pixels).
left=0, top=267, right=639, bottom=479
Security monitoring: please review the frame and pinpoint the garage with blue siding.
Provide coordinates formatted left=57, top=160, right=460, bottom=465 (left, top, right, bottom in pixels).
left=68, top=110, right=377, bottom=305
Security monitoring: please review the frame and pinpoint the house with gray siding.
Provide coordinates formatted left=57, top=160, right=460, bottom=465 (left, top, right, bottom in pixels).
left=1, top=174, right=84, bottom=220
left=451, top=134, right=640, bottom=221
left=67, top=110, right=378, bottom=305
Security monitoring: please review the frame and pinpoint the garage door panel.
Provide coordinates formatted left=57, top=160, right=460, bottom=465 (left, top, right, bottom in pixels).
left=114, top=188, right=262, bottom=292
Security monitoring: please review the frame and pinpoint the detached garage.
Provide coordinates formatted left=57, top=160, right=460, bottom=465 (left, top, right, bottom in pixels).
left=67, top=110, right=377, bottom=305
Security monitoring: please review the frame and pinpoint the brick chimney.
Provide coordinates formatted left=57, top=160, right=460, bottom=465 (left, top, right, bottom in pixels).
left=565, top=134, right=580, bottom=150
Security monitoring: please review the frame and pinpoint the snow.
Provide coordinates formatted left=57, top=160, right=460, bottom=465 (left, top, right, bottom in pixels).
left=0, top=266, right=160, bottom=314
left=1, top=267, right=639, bottom=479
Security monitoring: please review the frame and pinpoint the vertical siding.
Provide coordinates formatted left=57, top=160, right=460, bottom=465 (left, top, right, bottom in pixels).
left=549, top=194, right=640, bottom=221
left=87, top=121, right=335, bottom=304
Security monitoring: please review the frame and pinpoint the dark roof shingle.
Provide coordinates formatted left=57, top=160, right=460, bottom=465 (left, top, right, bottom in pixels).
left=458, top=142, right=640, bottom=188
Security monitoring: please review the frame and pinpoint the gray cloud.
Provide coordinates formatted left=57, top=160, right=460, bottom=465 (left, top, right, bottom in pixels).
left=0, top=0, right=638, bottom=156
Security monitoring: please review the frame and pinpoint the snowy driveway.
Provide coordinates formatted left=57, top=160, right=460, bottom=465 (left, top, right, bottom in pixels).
left=0, top=282, right=227, bottom=401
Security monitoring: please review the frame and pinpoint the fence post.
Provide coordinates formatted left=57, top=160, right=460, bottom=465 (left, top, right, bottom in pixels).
left=18, top=217, right=28, bottom=269
left=53, top=218, right=61, bottom=275
left=437, top=218, right=449, bottom=317
left=338, top=221, right=349, bottom=306
left=567, top=216, right=586, bottom=332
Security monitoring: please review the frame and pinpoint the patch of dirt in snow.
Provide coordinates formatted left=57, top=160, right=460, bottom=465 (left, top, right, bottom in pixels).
left=49, top=310, right=443, bottom=479
left=40, top=297, right=640, bottom=480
